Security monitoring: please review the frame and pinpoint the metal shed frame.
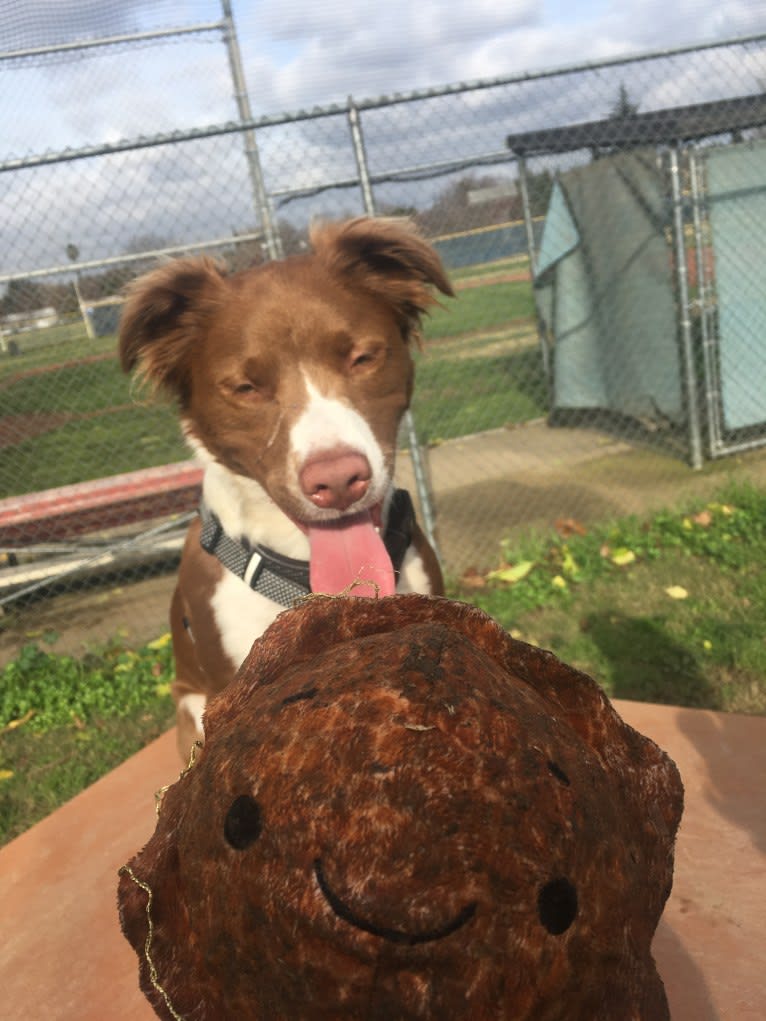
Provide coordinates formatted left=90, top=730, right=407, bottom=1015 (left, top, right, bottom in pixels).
left=507, top=93, right=766, bottom=469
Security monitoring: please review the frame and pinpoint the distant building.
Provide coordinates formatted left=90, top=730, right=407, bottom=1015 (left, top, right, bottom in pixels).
left=1, top=307, right=59, bottom=333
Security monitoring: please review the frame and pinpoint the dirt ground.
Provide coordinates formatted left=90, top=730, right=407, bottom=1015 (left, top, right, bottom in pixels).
left=3, top=420, right=766, bottom=664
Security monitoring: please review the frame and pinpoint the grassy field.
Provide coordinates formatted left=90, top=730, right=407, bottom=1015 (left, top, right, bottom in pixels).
left=2, top=480, right=765, bottom=846
left=458, top=481, right=766, bottom=714
left=0, top=634, right=176, bottom=844
left=0, top=319, right=93, bottom=378
left=0, top=267, right=538, bottom=495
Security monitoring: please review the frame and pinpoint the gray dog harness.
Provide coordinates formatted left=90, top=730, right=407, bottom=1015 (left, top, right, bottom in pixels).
left=199, top=488, right=415, bottom=607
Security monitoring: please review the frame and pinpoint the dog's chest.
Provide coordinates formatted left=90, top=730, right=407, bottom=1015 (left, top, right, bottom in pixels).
left=210, top=571, right=285, bottom=671
left=208, top=541, right=434, bottom=674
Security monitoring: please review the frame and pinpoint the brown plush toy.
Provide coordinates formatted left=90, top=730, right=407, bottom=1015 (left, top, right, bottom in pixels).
left=118, top=594, right=683, bottom=1021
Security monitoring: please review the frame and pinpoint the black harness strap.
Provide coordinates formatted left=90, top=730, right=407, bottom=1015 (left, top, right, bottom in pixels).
left=199, top=488, right=415, bottom=608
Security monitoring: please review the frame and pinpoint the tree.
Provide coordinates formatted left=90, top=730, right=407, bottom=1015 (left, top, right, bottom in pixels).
left=610, top=83, right=640, bottom=119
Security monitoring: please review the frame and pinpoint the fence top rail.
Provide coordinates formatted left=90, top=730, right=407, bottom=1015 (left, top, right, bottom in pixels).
left=506, top=92, right=766, bottom=156
left=2, top=31, right=765, bottom=176
left=349, top=31, right=766, bottom=111
left=0, top=230, right=266, bottom=286
left=0, top=20, right=225, bottom=62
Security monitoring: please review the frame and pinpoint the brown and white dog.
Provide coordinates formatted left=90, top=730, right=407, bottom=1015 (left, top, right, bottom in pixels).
left=119, top=217, right=453, bottom=758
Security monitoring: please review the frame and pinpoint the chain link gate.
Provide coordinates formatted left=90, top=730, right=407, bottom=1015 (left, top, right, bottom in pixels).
left=1, top=7, right=766, bottom=653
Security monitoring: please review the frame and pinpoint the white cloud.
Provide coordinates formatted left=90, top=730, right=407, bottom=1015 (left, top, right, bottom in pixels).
left=1, top=0, right=765, bottom=272
left=238, top=0, right=766, bottom=114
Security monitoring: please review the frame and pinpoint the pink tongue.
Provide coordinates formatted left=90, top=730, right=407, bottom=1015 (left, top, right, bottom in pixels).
left=308, top=510, right=395, bottom=598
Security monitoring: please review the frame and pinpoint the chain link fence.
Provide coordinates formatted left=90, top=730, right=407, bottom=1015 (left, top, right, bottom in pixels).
left=1, top=4, right=766, bottom=654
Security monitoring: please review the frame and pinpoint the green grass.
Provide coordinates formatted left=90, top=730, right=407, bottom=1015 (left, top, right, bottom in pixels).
left=0, top=320, right=94, bottom=379
left=447, top=255, right=529, bottom=283
left=423, top=278, right=535, bottom=339
left=0, top=632, right=176, bottom=845
left=412, top=346, right=546, bottom=442
left=1, top=357, right=128, bottom=416
left=0, top=267, right=540, bottom=495
left=0, top=405, right=187, bottom=493
left=452, top=481, right=766, bottom=714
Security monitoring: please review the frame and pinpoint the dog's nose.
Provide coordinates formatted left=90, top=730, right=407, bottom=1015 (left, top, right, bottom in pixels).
left=300, top=451, right=372, bottom=511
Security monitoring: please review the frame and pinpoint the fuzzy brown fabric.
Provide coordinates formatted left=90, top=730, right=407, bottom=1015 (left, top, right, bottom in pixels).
left=118, top=594, right=683, bottom=1020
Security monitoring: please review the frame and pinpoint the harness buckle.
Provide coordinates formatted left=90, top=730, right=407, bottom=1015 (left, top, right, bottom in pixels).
left=243, top=550, right=264, bottom=589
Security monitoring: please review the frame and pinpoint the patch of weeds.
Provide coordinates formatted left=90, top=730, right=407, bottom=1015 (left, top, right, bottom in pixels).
left=0, top=632, right=173, bottom=732
left=0, top=633, right=176, bottom=845
left=451, top=481, right=766, bottom=714
left=0, top=700, right=175, bottom=846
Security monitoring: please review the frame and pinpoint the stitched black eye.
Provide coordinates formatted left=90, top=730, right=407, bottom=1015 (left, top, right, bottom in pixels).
left=537, top=877, right=578, bottom=934
left=224, top=795, right=262, bottom=850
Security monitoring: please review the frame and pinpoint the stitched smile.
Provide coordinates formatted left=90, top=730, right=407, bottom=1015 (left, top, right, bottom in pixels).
left=314, top=858, right=477, bottom=945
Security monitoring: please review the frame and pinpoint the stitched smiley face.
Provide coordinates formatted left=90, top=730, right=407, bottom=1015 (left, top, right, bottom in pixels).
left=119, top=595, right=682, bottom=1021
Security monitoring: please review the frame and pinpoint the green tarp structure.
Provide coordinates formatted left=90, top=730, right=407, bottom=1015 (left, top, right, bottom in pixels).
left=705, top=139, right=766, bottom=431
left=534, top=149, right=683, bottom=426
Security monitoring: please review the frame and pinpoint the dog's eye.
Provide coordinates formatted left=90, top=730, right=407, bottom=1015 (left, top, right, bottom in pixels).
left=348, top=344, right=383, bottom=372
left=234, top=381, right=256, bottom=394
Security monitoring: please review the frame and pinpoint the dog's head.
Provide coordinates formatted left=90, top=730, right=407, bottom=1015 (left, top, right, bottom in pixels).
left=119, top=218, right=452, bottom=531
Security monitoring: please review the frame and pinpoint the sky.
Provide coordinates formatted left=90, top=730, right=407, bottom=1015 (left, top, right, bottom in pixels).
left=2, top=0, right=765, bottom=141
left=237, top=0, right=764, bottom=112
left=1, top=0, right=766, bottom=276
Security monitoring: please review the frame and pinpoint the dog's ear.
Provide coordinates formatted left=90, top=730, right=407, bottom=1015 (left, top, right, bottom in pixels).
left=310, top=217, right=454, bottom=340
left=119, top=257, right=225, bottom=400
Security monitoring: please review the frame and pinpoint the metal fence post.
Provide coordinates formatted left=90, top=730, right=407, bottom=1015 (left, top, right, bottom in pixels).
left=346, top=95, right=441, bottom=562
left=221, top=0, right=281, bottom=261
left=518, top=154, right=552, bottom=385
left=517, top=156, right=538, bottom=278
left=689, top=147, right=720, bottom=458
left=670, top=145, right=704, bottom=470
left=347, top=97, right=377, bottom=218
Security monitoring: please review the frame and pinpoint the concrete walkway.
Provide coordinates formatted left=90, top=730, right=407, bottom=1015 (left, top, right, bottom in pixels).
left=399, top=422, right=766, bottom=575
left=1, top=699, right=764, bottom=1019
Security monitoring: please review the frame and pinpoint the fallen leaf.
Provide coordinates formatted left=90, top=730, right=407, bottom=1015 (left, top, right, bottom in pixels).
left=611, top=548, right=636, bottom=566
left=0, top=770, right=14, bottom=782
left=3, top=709, right=36, bottom=732
left=561, top=548, right=580, bottom=578
left=460, top=567, right=487, bottom=589
left=147, top=633, right=172, bottom=650
left=707, top=502, right=734, bottom=516
left=665, top=585, right=689, bottom=600
left=555, top=517, right=587, bottom=538
left=551, top=575, right=567, bottom=589
left=692, top=510, right=712, bottom=527
left=487, top=561, right=535, bottom=584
